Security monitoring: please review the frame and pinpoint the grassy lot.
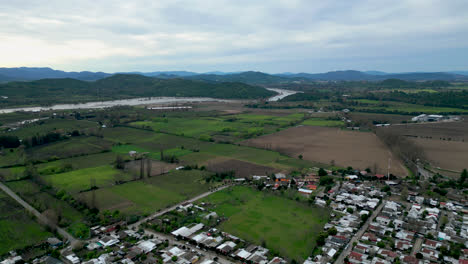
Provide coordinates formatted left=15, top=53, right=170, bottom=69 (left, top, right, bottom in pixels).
left=6, top=180, right=84, bottom=226
left=0, top=190, right=52, bottom=255
left=199, top=142, right=324, bottom=170
left=228, top=113, right=304, bottom=126
left=112, top=144, right=192, bottom=160
left=102, top=126, right=162, bottom=144
left=129, top=113, right=305, bottom=142
left=79, top=170, right=214, bottom=215
left=7, top=119, right=98, bottom=139
left=26, top=136, right=113, bottom=162
left=0, top=148, right=23, bottom=168
left=301, top=118, right=344, bottom=127
left=0, top=152, right=119, bottom=181
left=45, top=165, right=132, bottom=193
left=202, top=186, right=330, bottom=261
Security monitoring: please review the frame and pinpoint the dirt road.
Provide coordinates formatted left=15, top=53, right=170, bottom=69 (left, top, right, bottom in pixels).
left=0, top=182, right=77, bottom=244
left=129, top=184, right=232, bottom=229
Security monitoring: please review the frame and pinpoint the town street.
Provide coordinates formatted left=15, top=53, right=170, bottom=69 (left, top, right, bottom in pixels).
left=334, top=200, right=385, bottom=264
left=0, top=182, right=77, bottom=245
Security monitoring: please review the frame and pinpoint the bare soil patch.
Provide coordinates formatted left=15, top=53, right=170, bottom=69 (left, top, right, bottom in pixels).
left=410, top=138, right=468, bottom=173
left=385, top=119, right=468, bottom=142
left=242, top=126, right=407, bottom=176
left=205, top=157, right=278, bottom=178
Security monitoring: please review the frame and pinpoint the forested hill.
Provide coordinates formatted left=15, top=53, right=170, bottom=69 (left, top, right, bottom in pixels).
left=0, top=74, right=276, bottom=107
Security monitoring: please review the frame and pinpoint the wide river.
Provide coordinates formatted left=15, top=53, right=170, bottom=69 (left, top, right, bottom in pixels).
left=0, top=88, right=297, bottom=114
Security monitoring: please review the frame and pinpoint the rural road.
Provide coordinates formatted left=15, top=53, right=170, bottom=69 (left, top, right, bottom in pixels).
left=129, top=184, right=233, bottom=229
left=143, top=229, right=235, bottom=264
left=334, top=200, right=385, bottom=264
left=0, top=182, right=77, bottom=244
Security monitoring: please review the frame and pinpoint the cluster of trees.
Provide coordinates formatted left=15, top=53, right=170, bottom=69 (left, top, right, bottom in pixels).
left=0, top=135, right=20, bottom=148
left=204, top=171, right=235, bottom=182
left=362, top=90, right=468, bottom=109
left=23, top=132, right=66, bottom=148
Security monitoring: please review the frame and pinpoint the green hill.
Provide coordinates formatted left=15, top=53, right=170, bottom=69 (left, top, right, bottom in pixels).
left=0, top=74, right=275, bottom=107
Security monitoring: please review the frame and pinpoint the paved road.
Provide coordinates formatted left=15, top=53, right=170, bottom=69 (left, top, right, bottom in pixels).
left=334, top=200, right=385, bottom=264
left=411, top=237, right=423, bottom=255
left=0, top=182, right=77, bottom=244
left=143, top=230, right=235, bottom=264
left=129, top=184, right=233, bottom=229
left=417, top=165, right=433, bottom=181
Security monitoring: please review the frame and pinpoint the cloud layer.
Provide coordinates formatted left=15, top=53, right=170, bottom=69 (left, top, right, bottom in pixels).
left=1, top=0, right=467, bottom=72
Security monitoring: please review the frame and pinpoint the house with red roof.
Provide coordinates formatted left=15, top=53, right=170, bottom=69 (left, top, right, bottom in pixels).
left=348, top=251, right=364, bottom=264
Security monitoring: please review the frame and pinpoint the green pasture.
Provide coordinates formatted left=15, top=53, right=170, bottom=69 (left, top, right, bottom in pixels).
left=7, top=119, right=98, bottom=139
left=6, top=180, right=84, bottom=226
left=0, top=152, right=118, bottom=181
left=26, top=136, right=112, bottom=162
left=0, top=190, right=52, bottom=255
left=112, top=144, right=192, bottom=160
left=202, top=186, right=330, bottom=261
left=301, top=118, right=344, bottom=127
left=79, top=170, right=213, bottom=214
left=45, top=165, right=131, bottom=193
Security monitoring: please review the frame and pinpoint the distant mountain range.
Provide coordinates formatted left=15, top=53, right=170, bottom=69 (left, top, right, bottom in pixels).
left=1, top=67, right=467, bottom=83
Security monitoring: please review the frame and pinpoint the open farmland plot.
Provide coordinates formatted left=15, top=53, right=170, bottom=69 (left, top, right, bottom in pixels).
left=130, top=117, right=251, bottom=139
left=0, top=189, right=52, bottom=255
left=112, top=144, right=192, bottom=160
left=354, top=99, right=468, bottom=114
left=26, top=136, right=113, bottom=162
left=124, top=159, right=178, bottom=176
left=102, top=126, right=162, bottom=144
left=202, top=186, right=330, bottom=262
left=7, top=119, right=98, bottom=139
left=0, top=152, right=119, bottom=181
left=6, top=180, right=85, bottom=226
left=242, top=126, right=407, bottom=176
left=384, top=119, right=468, bottom=142
left=410, top=138, right=468, bottom=173
left=78, top=170, right=214, bottom=214
left=45, top=165, right=132, bottom=193
left=301, top=118, right=344, bottom=127
left=205, top=157, right=279, bottom=177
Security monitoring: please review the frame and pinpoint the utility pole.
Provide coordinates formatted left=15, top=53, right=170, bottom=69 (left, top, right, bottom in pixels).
left=387, top=158, right=392, bottom=180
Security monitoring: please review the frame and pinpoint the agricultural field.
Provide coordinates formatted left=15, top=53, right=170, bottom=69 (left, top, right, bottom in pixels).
left=0, top=189, right=52, bottom=255
left=205, top=157, right=279, bottom=177
left=78, top=170, right=215, bottom=215
left=25, top=136, right=113, bottom=162
left=112, top=144, right=192, bottom=161
left=410, top=138, right=468, bottom=174
left=44, top=165, right=133, bottom=194
left=6, top=118, right=98, bottom=139
left=383, top=119, right=468, bottom=142
left=5, top=180, right=85, bottom=228
left=0, top=152, right=119, bottom=181
left=301, top=118, right=344, bottom=127
left=354, top=99, right=468, bottom=114
left=242, top=126, right=408, bottom=176
left=202, top=186, right=330, bottom=261
left=129, top=113, right=305, bottom=142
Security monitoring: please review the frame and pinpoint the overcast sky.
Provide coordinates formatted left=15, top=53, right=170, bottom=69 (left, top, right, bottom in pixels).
left=1, top=0, right=467, bottom=73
